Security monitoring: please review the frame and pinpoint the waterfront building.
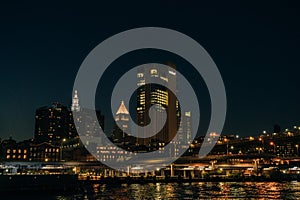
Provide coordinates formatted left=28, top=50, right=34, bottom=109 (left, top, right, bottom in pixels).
left=29, top=142, right=60, bottom=162
left=96, top=145, right=136, bottom=163
left=3, top=138, right=30, bottom=161
left=1, top=137, right=60, bottom=162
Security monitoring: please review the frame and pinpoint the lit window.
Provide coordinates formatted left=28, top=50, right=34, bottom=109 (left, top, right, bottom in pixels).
left=150, top=69, right=157, bottom=74
left=137, top=73, right=144, bottom=78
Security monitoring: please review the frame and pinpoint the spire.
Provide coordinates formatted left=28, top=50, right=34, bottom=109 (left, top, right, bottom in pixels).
left=116, top=100, right=129, bottom=115
left=74, top=90, right=78, bottom=98
left=71, top=90, right=80, bottom=112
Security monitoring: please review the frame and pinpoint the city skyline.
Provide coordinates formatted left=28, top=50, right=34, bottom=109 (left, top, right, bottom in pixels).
left=1, top=1, right=300, bottom=198
left=1, top=1, right=300, bottom=142
left=0, top=69, right=299, bottom=145
left=1, top=89, right=300, bottom=142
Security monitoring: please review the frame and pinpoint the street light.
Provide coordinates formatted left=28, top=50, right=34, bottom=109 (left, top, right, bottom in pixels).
left=255, top=147, right=263, bottom=154
left=295, top=144, right=299, bottom=156
left=60, top=138, right=66, bottom=161
left=224, top=138, right=229, bottom=155
left=270, top=141, right=276, bottom=153
left=258, top=137, right=264, bottom=152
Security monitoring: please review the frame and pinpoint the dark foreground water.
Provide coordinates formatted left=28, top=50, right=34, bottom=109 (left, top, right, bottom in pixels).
left=6, top=182, right=300, bottom=199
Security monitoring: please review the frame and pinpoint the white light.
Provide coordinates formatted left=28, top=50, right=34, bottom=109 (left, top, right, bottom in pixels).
left=168, top=70, right=176, bottom=76
left=185, top=111, right=191, bottom=117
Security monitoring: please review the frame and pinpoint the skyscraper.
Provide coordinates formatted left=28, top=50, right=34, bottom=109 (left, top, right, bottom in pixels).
left=34, top=102, right=75, bottom=143
left=178, top=111, right=192, bottom=144
left=136, top=65, right=180, bottom=146
left=112, top=101, right=131, bottom=143
left=71, top=90, right=104, bottom=145
left=71, top=90, right=80, bottom=112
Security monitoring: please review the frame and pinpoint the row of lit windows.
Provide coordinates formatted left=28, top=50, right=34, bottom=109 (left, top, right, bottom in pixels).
left=156, top=89, right=168, bottom=94
left=7, top=149, right=27, bottom=154
left=45, top=148, right=60, bottom=153
left=97, top=146, right=118, bottom=150
left=151, top=93, right=167, bottom=97
left=150, top=97, right=168, bottom=103
left=138, top=69, right=175, bottom=77
left=151, top=100, right=167, bottom=105
left=151, top=93, right=168, bottom=98
left=29, top=147, right=59, bottom=152
left=7, top=155, right=27, bottom=159
left=137, top=82, right=145, bottom=87
left=151, top=96, right=168, bottom=102
left=31, top=153, right=58, bottom=157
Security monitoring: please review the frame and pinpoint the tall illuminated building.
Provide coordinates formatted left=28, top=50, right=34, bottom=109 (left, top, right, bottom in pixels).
left=113, top=101, right=131, bottom=143
left=71, top=90, right=80, bottom=112
left=178, top=111, right=192, bottom=144
left=34, top=102, right=75, bottom=143
left=71, top=90, right=104, bottom=146
left=136, top=65, right=179, bottom=146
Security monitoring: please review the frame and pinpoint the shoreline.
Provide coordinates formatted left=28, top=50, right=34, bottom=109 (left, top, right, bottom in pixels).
left=0, top=174, right=299, bottom=192
left=80, top=175, right=300, bottom=184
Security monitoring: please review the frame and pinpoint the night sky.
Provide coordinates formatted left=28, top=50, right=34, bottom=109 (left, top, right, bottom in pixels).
left=0, top=1, right=300, bottom=141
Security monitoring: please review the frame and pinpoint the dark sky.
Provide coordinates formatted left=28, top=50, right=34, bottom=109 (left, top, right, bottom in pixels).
left=0, top=1, right=300, bottom=141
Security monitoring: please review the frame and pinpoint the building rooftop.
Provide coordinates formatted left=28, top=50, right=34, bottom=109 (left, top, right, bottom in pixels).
left=116, top=101, right=129, bottom=115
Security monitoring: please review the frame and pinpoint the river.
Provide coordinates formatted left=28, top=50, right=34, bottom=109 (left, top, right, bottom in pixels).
left=7, top=181, right=300, bottom=199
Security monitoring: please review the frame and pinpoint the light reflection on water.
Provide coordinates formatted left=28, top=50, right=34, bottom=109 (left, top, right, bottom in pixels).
left=7, top=182, right=300, bottom=200
left=54, top=181, right=300, bottom=200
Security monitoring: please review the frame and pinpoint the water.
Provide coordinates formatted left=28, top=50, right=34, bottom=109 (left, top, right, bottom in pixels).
left=7, top=182, right=300, bottom=199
